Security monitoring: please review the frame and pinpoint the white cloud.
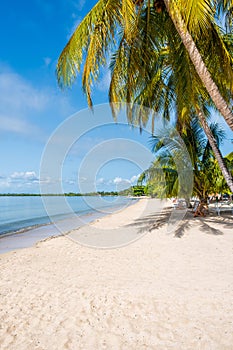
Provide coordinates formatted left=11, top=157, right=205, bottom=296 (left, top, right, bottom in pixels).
left=97, top=174, right=140, bottom=188
left=0, top=64, right=74, bottom=138
left=97, top=173, right=141, bottom=190
left=67, top=180, right=76, bottom=185
left=113, top=176, right=129, bottom=185
left=0, top=171, right=39, bottom=190
left=130, top=174, right=140, bottom=184
left=10, top=171, right=38, bottom=182
left=0, top=115, right=41, bottom=135
left=112, top=175, right=140, bottom=185
left=0, top=171, right=60, bottom=192
left=39, top=177, right=57, bottom=185
left=43, top=57, right=52, bottom=67
left=111, top=177, right=131, bottom=191
left=0, top=67, right=47, bottom=138
left=0, top=70, right=48, bottom=111
left=79, top=176, right=87, bottom=183
left=96, top=177, right=105, bottom=184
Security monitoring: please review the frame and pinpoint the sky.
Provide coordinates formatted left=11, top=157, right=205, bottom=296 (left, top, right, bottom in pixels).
left=0, top=0, right=232, bottom=193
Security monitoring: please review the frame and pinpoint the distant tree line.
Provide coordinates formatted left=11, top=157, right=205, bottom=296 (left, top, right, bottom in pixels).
left=0, top=191, right=119, bottom=197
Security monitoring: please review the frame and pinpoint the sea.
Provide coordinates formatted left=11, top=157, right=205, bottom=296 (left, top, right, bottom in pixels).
left=0, top=195, right=135, bottom=254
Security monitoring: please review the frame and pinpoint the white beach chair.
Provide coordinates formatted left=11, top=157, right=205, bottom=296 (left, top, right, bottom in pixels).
left=211, top=201, right=233, bottom=216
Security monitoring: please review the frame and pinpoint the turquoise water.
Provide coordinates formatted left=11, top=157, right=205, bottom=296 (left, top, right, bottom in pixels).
left=0, top=196, right=134, bottom=236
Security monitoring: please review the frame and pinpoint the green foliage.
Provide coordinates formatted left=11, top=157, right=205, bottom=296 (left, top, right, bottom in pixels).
left=56, top=0, right=233, bottom=195
left=144, top=118, right=232, bottom=200
left=97, top=191, right=118, bottom=196
left=132, top=185, right=147, bottom=196
left=0, top=192, right=119, bottom=197
left=226, top=151, right=233, bottom=162
left=57, top=0, right=233, bottom=112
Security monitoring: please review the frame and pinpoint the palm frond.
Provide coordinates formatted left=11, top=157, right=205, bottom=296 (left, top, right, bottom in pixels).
left=57, top=0, right=121, bottom=106
left=167, top=0, right=214, bottom=38
left=122, top=0, right=137, bottom=42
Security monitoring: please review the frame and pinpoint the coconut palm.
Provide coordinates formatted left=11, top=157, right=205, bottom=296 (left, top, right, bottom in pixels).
left=107, top=5, right=233, bottom=192
left=144, top=118, right=229, bottom=200
left=56, top=0, right=233, bottom=191
left=162, top=0, right=233, bottom=130
left=57, top=0, right=233, bottom=129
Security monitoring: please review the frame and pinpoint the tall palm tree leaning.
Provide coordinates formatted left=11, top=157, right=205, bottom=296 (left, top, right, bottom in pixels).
left=162, top=0, right=233, bottom=130
left=196, top=107, right=233, bottom=191
left=56, top=0, right=233, bottom=190
left=57, top=0, right=233, bottom=129
left=107, top=5, right=233, bottom=191
left=148, top=1, right=233, bottom=192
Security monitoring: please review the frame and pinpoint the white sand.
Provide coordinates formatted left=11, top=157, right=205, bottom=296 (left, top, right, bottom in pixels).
left=0, top=198, right=233, bottom=349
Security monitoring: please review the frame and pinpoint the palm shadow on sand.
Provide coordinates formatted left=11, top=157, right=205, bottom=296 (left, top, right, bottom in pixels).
left=127, top=206, right=233, bottom=238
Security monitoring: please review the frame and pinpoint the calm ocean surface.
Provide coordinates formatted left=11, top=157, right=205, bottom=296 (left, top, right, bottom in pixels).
left=0, top=195, right=134, bottom=237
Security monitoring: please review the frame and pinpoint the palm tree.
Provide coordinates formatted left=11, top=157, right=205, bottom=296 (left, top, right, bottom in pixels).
left=195, top=106, right=233, bottom=191
left=56, top=1, right=233, bottom=191
left=107, top=5, right=233, bottom=192
left=144, top=118, right=229, bottom=200
left=162, top=0, right=233, bottom=130
left=57, top=0, right=233, bottom=129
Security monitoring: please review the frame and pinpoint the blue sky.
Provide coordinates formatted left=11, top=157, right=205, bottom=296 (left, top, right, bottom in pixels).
left=0, top=0, right=153, bottom=193
left=0, top=0, right=232, bottom=193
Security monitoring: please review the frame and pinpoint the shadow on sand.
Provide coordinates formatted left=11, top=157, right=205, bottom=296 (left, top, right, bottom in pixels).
left=127, top=206, right=233, bottom=238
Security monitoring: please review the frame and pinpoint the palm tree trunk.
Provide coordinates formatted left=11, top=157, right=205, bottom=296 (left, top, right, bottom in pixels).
left=163, top=0, right=233, bottom=131
left=196, top=107, right=233, bottom=192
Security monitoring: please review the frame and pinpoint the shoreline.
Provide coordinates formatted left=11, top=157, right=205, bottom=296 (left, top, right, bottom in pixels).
left=66, top=197, right=167, bottom=249
left=0, top=195, right=136, bottom=237
left=0, top=198, right=233, bottom=349
left=0, top=196, right=141, bottom=255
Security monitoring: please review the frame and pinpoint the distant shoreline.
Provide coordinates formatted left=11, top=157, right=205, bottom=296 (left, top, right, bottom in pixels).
left=0, top=192, right=119, bottom=197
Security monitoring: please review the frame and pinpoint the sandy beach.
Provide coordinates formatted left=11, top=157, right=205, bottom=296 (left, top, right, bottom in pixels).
left=0, top=198, right=233, bottom=349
